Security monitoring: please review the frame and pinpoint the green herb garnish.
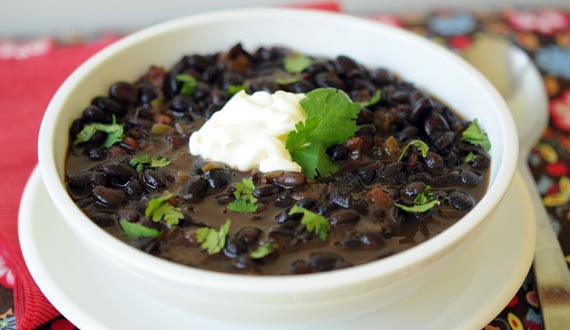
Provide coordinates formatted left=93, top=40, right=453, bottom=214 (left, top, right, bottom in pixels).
left=285, top=88, right=361, bottom=178
left=275, top=75, right=303, bottom=85
left=284, top=54, right=313, bottom=73
left=289, top=205, right=330, bottom=240
left=227, top=178, right=258, bottom=213
left=465, top=151, right=477, bottom=163
left=73, top=115, right=124, bottom=148
left=129, top=155, right=171, bottom=173
left=249, top=242, right=275, bottom=259
left=119, top=219, right=161, bottom=238
left=461, top=119, right=491, bottom=151
left=176, top=74, right=198, bottom=96
left=196, top=220, right=231, bottom=255
left=395, top=185, right=440, bottom=213
left=145, top=194, right=184, bottom=226
left=226, top=84, right=246, bottom=95
left=398, top=139, right=429, bottom=161
left=358, top=90, right=382, bottom=107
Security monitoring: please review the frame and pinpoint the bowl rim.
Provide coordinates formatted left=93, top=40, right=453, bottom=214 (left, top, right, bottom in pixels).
left=38, top=7, right=518, bottom=294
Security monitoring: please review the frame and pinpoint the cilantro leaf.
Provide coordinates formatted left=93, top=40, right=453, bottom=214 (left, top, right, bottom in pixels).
left=275, top=75, right=303, bottom=85
left=176, top=74, right=197, bottom=96
left=398, top=139, right=429, bottom=161
left=73, top=115, right=124, bottom=148
left=227, top=178, right=258, bottom=213
left=289, top=205, right=330, bottom=240
left=284, top=54, right=313, bottom=73
left=461, top=119, right=491, bottom=151
left=285, top=88, right=361, bottom=178
left=394, top=200, right=440, bottom=213
left=395, top=185, right=440, bottom=213
left=358, top=90, right=382, bottom=107
left=119, top=219, right=161, bottom=238
left=249, top=242, right=275, bottom=259
left=129, top=155, right=171, bottom=173
left=226, top=84, right=246, bottom=95
left=145, top=194, right=184, bottom=226
left=196, top=220, right=231, bottom=255
left=465, top=151, right=477, bottom=163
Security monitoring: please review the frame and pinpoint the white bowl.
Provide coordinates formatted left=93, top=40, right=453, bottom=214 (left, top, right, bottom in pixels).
left=38, top=8, right=518, bottom=325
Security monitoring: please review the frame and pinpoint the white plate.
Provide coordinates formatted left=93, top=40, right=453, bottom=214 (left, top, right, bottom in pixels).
left=19, top=167, right=535, bottom=330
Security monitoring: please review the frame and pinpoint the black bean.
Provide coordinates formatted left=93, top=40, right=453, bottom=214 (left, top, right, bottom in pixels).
left=273, top=190, right=293, bottom=208
left=371, top=68, right=393, bottom=86
left=92, top=96, right=126, bottom=117
left=249, top=78, right=279, bottom=93
left=291, top=80, right=315, bottom=93
left=88, top=147, right=107, bottom=161
left=316, top=202, right=338, bottom=217
left=138, top=82, right=159, bottom=105
left=180, top=176, right=209, bottom=203
left=124, top=179, right=145, bottom=198
left=224, top=238, right=247, bottom=258
left=381, top=162, right=405, bottom=178
left=141, top=169, right=167, bottom=191
left=274, top=209, right=303, bottom=225
left=233, top=254, right=256, bottom=270
left=327, top=189, right=353, bottom=208
left=449, top=191, right=475, bottom=211
left=329, top=209, right=360, bottom=226
left=87, top=130, right=107, bottom=146
left=272, top=172, right=306, bottom=189
left=109, top=81, right=138, bottom=105
left=100, top=161, right=136, bottom=186
left=314, top=72, right=345, bottom=89
left=396, top=126, right=418, bottom=142
left=459, top=170, right=483, bottom=186
left=344, top=230, right=383, bottom=249
left=354, top=165, right=376, bottom=184
left=401, top=181, right=426, bottom=200
left=91, top=212, right=115, bottom=227
left=334, top=55, right=359, bottom=77
left=81, top=105, right=108, bottom=123
left=327, top=145, right=349, bottom=161
left=424, top=151, right=445, bottom=170
left=269, top=226, right=296, bottom=247
left=469, top=153, right=490, bottom=170
left=67, top=172, right=98, bottom=198
left=295, top=198, right=317, bottom=210
left=424, top=112, right=450, bottom=136
left=70, top=118, right=83, bottom=137
left=221, top=72, right=244, bottom=89
left=92, top=186, right=127, bottom=208
left=236, top=226, right=263, bottom=246
left=215, top=187, right=236, bottom=205
left=193, top=82, right=211, bottom=101
left=308, top=252, right=351, bottom=272
left=290, top=260, right=311, bottom=274
left=253, top=184, right=279, bottom=197
left=185, top=54, right=211, bottom=72
left=434, top=131, right=456, bottom=152
left=357, top=108, right=375, bottom=124
left=410, top=97, right=431, bottom=123
left=445, top=151, right=459, bottom=167
left=205, top=168, right=231, bottom=189
left=390, top=91, right=409, bottom=103
left=116, top=208, right=139, bottom=223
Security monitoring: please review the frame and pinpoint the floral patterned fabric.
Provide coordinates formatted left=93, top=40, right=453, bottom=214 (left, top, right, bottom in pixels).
left=2, top=7, right=569, bottom=330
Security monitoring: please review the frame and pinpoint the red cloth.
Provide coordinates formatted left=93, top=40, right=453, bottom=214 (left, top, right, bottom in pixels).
left=0, top=3, right=340, bottom=329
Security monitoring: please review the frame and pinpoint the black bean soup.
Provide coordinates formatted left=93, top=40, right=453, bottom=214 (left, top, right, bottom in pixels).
left=65, top=44, right=491, bottom=275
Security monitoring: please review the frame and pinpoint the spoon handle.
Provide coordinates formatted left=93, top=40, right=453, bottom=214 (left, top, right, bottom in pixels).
left=520, top=162, right=570, bottom=329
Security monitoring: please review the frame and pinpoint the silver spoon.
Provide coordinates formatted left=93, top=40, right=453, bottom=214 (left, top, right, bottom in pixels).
left=463, top=34, right=570, bottom=329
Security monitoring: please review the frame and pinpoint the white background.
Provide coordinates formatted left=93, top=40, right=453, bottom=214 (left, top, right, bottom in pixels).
left=1, top=0, right=569, bottom=36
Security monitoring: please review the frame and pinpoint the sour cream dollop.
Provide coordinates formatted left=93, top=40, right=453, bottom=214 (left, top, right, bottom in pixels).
left=189, top=90, right=306, bottom=173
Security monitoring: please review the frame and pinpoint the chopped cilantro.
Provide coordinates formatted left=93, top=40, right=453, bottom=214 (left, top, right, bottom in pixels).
left=395, top=185, right=440, bottom=213
left=196, top=220, right=231, bottom=255
left=226, top=84, right=246, bottom=95
left=398, top=139, right=429, bottom=161
left=73, top=115, right=124, bottom=148
left=461, top=119, right=491, bottom=151
left=129, top=155, right=171, bottom=173
left=289, top=205, right=330, bottom=240
left=275, top=75, right=303, bottom=85
left=119, top=219, right=161, bottom=238
left=465, top=151, right=477, bottom=163
left=176, top=74, right=197, bottom=96
left=249, top=242, right=275, bottom=259
left=284, top=54, right=313, bottom=73
left=145, top=194, right=184, bottom=226
left=227, top=178, right=258, bottom=213
left=358, top=90, right=382, bottom=107
left=285, top=88, right=361, bottom=178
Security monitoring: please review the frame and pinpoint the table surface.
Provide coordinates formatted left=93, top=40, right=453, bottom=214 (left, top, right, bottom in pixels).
left=1, top=7, right=570, bottom=330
